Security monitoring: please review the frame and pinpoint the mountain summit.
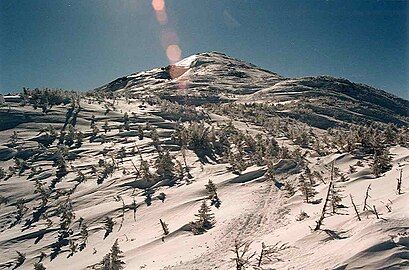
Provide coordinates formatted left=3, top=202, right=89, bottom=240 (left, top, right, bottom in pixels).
left=96, top=52, right=409, bottom=128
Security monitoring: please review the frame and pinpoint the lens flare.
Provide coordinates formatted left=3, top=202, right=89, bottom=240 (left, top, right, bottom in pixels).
left=151, top=0, right=186, bottom=87
left=151, top=0, right=165, bottom=11
left=166, top=44, right=182, bottom=63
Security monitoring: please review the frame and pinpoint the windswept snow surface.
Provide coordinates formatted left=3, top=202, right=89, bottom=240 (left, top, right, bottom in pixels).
left=0, top=52, right=408, bottom=269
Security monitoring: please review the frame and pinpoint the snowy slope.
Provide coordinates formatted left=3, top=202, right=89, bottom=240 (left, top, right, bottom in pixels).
left=0, top=52, right=408, bottom=270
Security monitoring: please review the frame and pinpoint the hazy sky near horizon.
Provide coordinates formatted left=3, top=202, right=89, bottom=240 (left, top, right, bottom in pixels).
left=0, top=0, right=408, bottom=98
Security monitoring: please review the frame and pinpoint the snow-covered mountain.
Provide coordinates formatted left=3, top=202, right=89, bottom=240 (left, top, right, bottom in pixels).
left=0, top=52, right=408, bottom=270
left=97, top=52, right=409, bottom=128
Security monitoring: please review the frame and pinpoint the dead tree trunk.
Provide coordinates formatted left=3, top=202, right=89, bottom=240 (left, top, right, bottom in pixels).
left=350, top=194, right=361, bottom=221
left=397, top=169, right=402, bottom=195
left=257, top=243, right=265, bottom=267
left=159, top=219, right=169, bottom=235
left=362, top=184, right=371, bottom=211
left=314, top=181, right=332, bottom=231
left=314, top=162, right=334, bottom=231
left=373, top=205, right=379, bottom=219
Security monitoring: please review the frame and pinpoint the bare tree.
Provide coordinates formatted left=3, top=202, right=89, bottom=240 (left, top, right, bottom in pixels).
left=160, top=219, right=169, bottom=236
left=397, top=169, right=403, bottom=195
left=314, top=162, right=334, bottom=231
left=362, top=184, right=372, bottom=211
left=257, top=241, right=290, bottom=267
left=230, top=239, right=256, bottom=270
left=350, top=194, right=361, bottom=221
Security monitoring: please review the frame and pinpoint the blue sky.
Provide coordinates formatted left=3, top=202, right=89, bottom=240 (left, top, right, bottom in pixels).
left=0, top=0, right=408, bottom=98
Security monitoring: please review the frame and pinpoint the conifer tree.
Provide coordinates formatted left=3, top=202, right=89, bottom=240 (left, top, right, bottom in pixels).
left=104, top=217, right=114, bottom=239
left=298, top=174, right=317, bottom=203
left=205, top=180, right=217, bottom=198
left=265, top=161, right=275, bottom=182
left=110, top=239, right=125, bottom=270
left=140, top=159, right=152, bottom=182
left=102, top=120, right=110, bottom=133
left=15, top=251, right=26, bottom=268
left=123, top=113, right=130, bottom=131
left=150, top=128, right=160, bottom=149
left=205, top=180, right=221, bottom=208
left=191, top=200, right=215, bottom=234
left=371, top=148, right=392, bottom=177
left=90, top=126, right=100, bottom=143
left=10, top=131, right=19, bottom=147
left=155, top=151, right=175, bottom=180
left=284, top=181, right=296, bottom=197
left=79, top=222, right=88, bottom=251
left=254, top=134, right=266, bottom=166
left=75, top=131, right=83, bottom=148
left=64, top=124, right=75, bottom=146
left=34, top=262, right=46, bottom=270
left=90, top=115, right=96, bottom=129
left=98, top=239, right=125, bottom=270
left=137, top=125, right=144, bottom=140
left=143, top=188, right=153, bottom=206
left=330, top=182, right=344, bottom=214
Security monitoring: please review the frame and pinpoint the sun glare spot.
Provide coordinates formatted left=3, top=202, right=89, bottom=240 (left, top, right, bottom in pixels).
left=152, top=0, right=165, bottom=11
left=166, top=44, right=182, bottom=63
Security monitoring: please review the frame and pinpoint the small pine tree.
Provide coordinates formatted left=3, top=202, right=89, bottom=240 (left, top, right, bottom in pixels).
left=34, top=262, right=46, bottom=270
left=90, top=115, right=96, bottom=129
left=205, top=180, right=217, bottom=198
left=64, top=124, right=75, bottom=146
left=75, top=131, right=83, bottom=148
left=10, top=131, right=19, bottom=147
left=15, top=251, right=26, bottom=268
left=298, top=174, right=317, bottom=203
left=284, top=181, right=296, bottom=197
left=0, top=167, right=6, bottom=179
left=191, top=201, right=215, bottom=234
left=79, top=222, right=88, bottom=250
left=157, top=192, right=166, bottom=202
left=110, top=239, right=125, bottom=270
left=205, top=180, right=221, bottom=208
left=137, top=125, right=144, bottom=140
left=150, top=128, right=160, bottom=149
left=143, top=188, right=153, bottom=206
left=140, top=159, right=152, bottom=182
left=265, top=161, right=275, bottom=182
left=155, top=151, right=175, bottom=180
left=97, top=239, right=125, bottom=270
left=371, top=148, right=392, bottom=177
left=102, top=120, right=110, bottom=133
left=90, top=126, right=100, bottom=143
left=330, top=182, right=344, bottom=214
left=104, top=217, right=114, bottom=239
